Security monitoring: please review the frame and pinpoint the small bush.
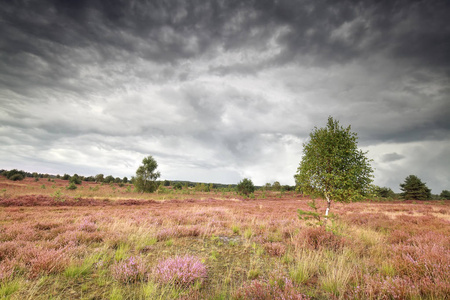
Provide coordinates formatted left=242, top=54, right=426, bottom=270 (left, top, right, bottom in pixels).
left=66, top=183, right=77, bottom=190
left=152, top=255, right=207, bottom=287
left=237, top=178, right=255, bottom=196
left=9, top=174, right=24, bottom=181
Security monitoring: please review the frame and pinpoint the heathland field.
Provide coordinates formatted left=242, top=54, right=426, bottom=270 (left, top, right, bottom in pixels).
left=0, top=177, right=449, bottom=299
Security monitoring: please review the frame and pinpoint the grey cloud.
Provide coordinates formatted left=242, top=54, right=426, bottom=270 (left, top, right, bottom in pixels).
left=381, top=153, right=405, bottom=163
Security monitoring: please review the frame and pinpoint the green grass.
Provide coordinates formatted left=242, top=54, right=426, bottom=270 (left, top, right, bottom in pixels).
left=0, top=279, right=21, bottom=299
left=114, top=243, right=130, bottom=261
left=319, top=253, right=354, bottom=297
left=289, top=249, right=322, bottom=284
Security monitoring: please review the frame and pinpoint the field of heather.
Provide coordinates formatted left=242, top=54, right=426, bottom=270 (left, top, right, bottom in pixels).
left=0, top=178, right=449, bottom=299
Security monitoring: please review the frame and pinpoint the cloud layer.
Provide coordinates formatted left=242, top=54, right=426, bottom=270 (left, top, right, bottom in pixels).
left=1, top=0, right=449, bottom=192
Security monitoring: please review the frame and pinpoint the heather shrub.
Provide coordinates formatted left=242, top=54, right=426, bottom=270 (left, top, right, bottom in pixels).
left=387, top=229, right=410, bottom=244
left=78, top=218, right=97, bottom=232
left=264, top=242, right=286, bottom=257
left=152, top=255, right=207, bottom=287
left=296, top=227, right=345, bottom=251
left=0, top=259, right=15, bottom=281
left=0, top=241, right=18, bottom=261
left=393, top=243, right=449, bottom=295
left=77, top=231, right=104, bottom=244
left=344, top=213, right=391, bottom=231
left=351, top=274, right=420, bottom=299
left=156, top=226, right=202, bottom=241
left=34, top=222, right=60, bottom=231
left=234, top=278, right=309, bottom=300
left=111, top=256, right=147, bottom=283
left=27, top=247, right=71, bottom=278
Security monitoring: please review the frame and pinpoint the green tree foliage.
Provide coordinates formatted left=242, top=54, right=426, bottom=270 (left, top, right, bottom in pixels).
left=9, top=173, right=24, bottom=181
left=104, top=175, right=115, bottom=184
left=69, top=174, right=82, bottom=185
left=122, top=177, right=128, bottom=183
left=440, top=190, right=450, bottom=200
left=134, top=156, right=161, bottom=193
left=95, top=174, right=104, bottom=183
left=237, top=178, right=255, bottom=196
left=173, top=182, right=183, bottom=190
left=375, top=186, right=396, bottom=198
left=295, top=117, right=374, bottom=218
left=3, top=169, right=26, bottom=181
left=84, top=176, right=95, bottom=182
left=62, top=174, right=70, bottom=180
left=264, top=183, right=272, bottom=191
left=195, top=183, right=210, bottom=192
left=400, top=175, right=431, bottom=200
left=272, top=181, right=281, bottom=191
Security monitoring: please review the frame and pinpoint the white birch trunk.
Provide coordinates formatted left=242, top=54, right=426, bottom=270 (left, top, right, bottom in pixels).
left=324, top=195, right=331, bottom=227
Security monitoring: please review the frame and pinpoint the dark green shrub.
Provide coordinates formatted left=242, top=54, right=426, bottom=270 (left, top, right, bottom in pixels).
left=9, top=174, right=24, bottom=181
left=440, top=190, right=450, bottom=200
left=66, top=182, right=77, bottom=190
left=237, top=178, right=255, bottom=196
left=69, top=174, right=82, bottom=185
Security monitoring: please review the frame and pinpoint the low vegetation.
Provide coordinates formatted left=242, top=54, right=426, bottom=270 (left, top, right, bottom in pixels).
left=0, top=177, right=449, bottom=299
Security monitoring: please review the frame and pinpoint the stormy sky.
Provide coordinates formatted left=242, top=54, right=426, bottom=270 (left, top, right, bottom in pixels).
left=1, top=0, right=449, bottom=192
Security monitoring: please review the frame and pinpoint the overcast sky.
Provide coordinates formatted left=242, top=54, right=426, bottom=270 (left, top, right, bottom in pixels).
left=1, top=0, right=449, bottom=192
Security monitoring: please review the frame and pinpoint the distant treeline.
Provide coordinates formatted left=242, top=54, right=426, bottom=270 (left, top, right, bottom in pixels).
left=0, top=169, right=296, bottom=191
left=2, top=168, right=447, bottom=200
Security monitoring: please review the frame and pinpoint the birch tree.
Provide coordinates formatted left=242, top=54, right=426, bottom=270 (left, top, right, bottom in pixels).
left=295, top=117, right=373, bottom=224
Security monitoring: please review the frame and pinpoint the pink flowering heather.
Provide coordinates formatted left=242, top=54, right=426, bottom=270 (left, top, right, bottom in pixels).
left=152, top=255, right=207, bottom=287
left=111, top=256, right=147, bottom=283
left=234, top=278, right=309, bottom=300
left=27, top=247, right=71, bottom=278
left=78, top=218, right=97, bottom=232
left=0, top=259, right=15, bottom=281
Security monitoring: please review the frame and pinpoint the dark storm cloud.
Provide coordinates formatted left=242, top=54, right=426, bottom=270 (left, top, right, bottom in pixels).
left=2, top=0, right=449, bottom=71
